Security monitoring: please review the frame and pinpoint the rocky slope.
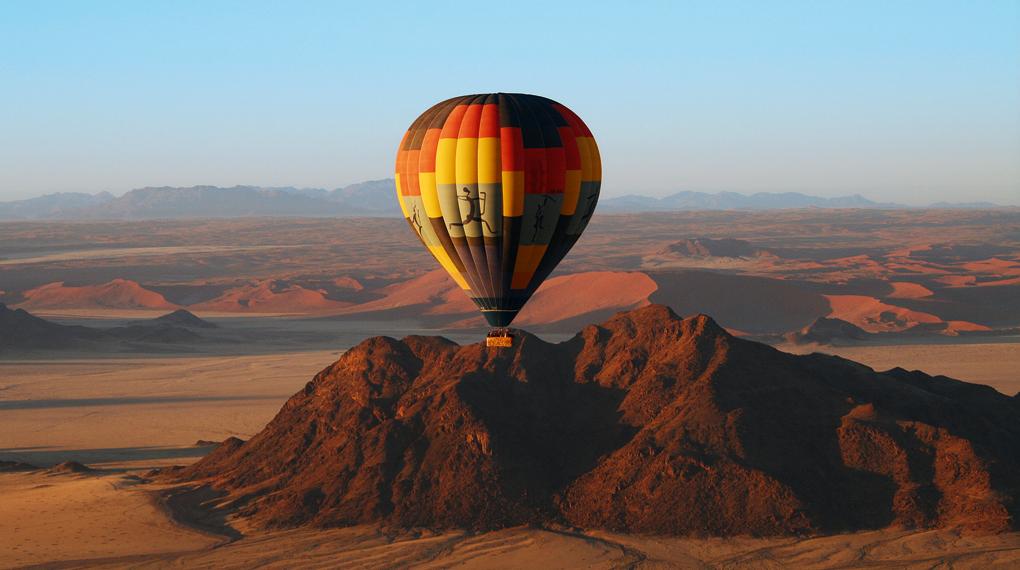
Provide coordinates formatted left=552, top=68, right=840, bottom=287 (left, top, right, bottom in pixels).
left=172, top=305, right=1019, bottom=536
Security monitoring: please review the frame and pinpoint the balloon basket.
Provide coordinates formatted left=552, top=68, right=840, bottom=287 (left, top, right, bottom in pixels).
left=485, top=328, right=515, bottom=348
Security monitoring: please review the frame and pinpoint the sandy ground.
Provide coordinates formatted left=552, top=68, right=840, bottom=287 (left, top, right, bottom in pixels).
left=0, top=471, right=221, bottom=568
left=0, top=244, right=308, bottom=267
left=0, top=474, right=1017, bottom=569
left=0, top=352, right=336, bottom=469
left=780, top=342, right=1020, bottom=396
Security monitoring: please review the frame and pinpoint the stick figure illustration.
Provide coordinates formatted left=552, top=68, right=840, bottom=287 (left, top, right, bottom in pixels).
left=449, top=187, right=494, bottom=233
left=410, top=204, right=424, bottom=237
left=580, top=191, right=598, bottom=224
left=531, top=195, right=552, bottom=241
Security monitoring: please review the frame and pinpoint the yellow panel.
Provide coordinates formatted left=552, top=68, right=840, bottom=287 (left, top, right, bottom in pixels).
left=436, top=139, right=458, bottom=185
left=589, top=137, right=602, bottom=181
left=511, top=244, right=547, bottom=289
left=576, top=138, right=594, bottom=182
left=395, top=175, right=410, bottom=218
left=562, top=170, right=582, bottom=214
left=418, top=172, right=442, bottom=217
left=455, top=137, right=478, bottom=185
left=477, top=137, right=501, bottom=184
left=428, top=244, right=470, bottom=290
left=501, top=170, right=525, bottom=216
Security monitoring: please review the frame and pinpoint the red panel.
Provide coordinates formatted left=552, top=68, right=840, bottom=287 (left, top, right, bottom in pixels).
left=523, top=148, right=548, bottom=194
left=395, top=148, right=408, bottom=190
left=500, top=127, right=523, bottom=171
left=558, top=126, right=580, bottom=170
left=458, top=103, right=483, bottom=138
left=440, top=105, right=468, bottom=139
left=545, top=145, right=566, bottom=192
left=404, top=149, right=421, bottom=195
left=479, top=103, right=500, bottom=138
left=552, top=103, right=592, bottom=137
left=419, top=128, right=440, bottom=172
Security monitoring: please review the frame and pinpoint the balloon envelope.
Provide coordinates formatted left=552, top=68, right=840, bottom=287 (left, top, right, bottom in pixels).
left=395, top=93, right=601, bottom=327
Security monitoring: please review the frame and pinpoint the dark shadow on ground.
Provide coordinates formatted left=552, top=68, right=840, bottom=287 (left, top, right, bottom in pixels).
left=0, top=395, right=282, bottom=410
left=0, top=444, right=214, bottom=467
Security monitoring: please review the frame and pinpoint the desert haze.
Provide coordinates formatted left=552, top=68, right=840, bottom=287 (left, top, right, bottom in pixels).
left=2, top=210, right=1019, bottom=567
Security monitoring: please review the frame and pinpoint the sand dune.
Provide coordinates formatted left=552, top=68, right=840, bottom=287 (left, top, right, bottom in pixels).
left=16, top=279, right=178, bottom=311
left=338, top=269, right=472, bottom=316
left=886, top=281, right=934, bottom=299
left=824, top=294, right=945, bottom=332
left=514, top=271, right=657, bottom=326
left=960, top=257, right=1020, bottom=275
left=339, top=269, right=658, bottom=329
left=191, top=280, right=351, bottom=314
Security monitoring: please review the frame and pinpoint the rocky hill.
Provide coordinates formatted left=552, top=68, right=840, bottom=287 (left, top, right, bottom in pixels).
left=153, top=309, right=218, bottom=329
left=0, top=304, right=209, bottom=351
left=0, top=302, right=107, bottom=350
left=171, top=305, right=1018, bottom=536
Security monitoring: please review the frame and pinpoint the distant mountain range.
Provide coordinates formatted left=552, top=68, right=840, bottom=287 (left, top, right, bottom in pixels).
left=0, top=180, right=1008, bottom=219
left=0, top=180, right=395, bottom=220
left=598, top=191, right=905, bottom=211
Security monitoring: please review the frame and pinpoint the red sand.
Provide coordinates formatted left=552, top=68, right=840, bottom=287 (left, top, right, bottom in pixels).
left=191, top=280, right=350, bottom=313
left=886, top=282, right=934, bottom=299
left=340, top=270, right=471, bottom=315
left=823, top=294, right=943, bottom=333
left=332, top=276, right=364, bottom=291
left=341, top=270, right=659, bottom=327
left=936, top=275, right=977, bottom=287
left=515, top=271, right=657, bottom=325
left=16, top=279, right=178, bottom=310
left=960, top=257, right=1020, bottom=275
left=977, top=276, right=1020, bottom=287
left=944, top=320, right=992, bottom=333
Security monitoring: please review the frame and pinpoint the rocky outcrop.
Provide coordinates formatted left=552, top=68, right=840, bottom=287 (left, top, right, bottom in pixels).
left=172, top=305, right=1020, bottom=536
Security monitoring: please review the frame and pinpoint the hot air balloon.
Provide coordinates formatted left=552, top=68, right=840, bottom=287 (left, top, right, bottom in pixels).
left=394, top=93, right=601, bottom=346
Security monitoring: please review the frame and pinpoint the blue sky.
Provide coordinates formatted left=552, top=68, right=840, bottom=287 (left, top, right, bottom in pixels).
left=1, top=1, right=1018, bottom=204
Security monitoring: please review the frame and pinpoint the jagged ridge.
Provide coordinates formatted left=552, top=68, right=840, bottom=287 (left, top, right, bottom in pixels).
left=174, top=305, right=1020, bottom=536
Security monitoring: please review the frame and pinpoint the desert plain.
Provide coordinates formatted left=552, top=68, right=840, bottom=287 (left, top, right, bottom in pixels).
left=2, top=209, right=1019, bottom=568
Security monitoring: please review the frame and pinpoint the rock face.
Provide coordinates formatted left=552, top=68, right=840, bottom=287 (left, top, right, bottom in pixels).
left=175, top=305, right=1019, bottom=536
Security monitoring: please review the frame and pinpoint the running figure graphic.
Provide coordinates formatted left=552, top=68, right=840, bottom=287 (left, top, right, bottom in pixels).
left=410, top=204, right=424, bottom=237
left=531, top=195, right=552, bottom=241
left=449, top=187, right=494, bottom=233
left=580, top=190, right=598, bottom=224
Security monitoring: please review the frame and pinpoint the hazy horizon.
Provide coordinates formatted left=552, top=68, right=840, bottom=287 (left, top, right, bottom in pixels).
left=3, top=179, right=1016, bottom=207
left=2, top=1, right=1018, bottom=204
